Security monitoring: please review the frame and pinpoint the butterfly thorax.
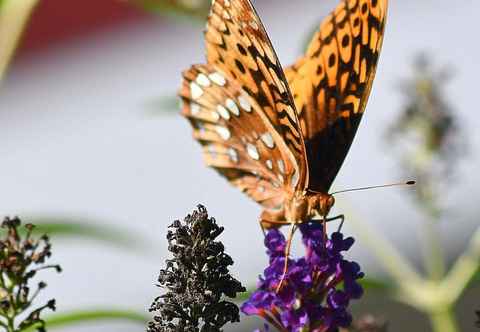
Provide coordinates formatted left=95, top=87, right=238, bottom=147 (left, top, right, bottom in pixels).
left=285, top=191, right=335, bottom=224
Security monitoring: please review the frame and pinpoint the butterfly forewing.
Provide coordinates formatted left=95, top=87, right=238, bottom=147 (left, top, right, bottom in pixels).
left=204, top=0, right=308, bottom=190
left=285, top=0, right=388, bottom=193
left=180, top=64, right=296, bottom=210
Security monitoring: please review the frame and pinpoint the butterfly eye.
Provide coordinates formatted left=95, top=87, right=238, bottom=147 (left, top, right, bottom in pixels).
left=327, top=196, right=335, bottom=209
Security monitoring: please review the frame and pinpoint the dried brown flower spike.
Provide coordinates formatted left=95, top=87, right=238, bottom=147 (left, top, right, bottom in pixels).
left=148, top=205, right=245, bottom=332
left=0, top=217, right=61, bottom=332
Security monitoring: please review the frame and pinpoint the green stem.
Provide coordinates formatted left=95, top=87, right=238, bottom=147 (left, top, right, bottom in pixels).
left=6, top=310, right=14, bottom=332
left=421, top=217, right=446, bottom=281
left=442, top=226, right=480, bottom=301
left=428, top=307, right=459, bottom=332
left=0, top=0, right=39, bottom=81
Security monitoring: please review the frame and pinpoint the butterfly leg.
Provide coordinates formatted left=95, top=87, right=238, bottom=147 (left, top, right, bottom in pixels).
left=318, top=214, right=345, bottom=241
left=328, top=214, right=345, bottom=232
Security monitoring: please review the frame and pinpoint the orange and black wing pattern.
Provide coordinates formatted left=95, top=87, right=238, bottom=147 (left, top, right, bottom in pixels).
left=204, top=0, right=308, bottom=190
left=180, top=0, right=308, bottom=213
left=180, top=64, right=290, bottom=210
left=285, top=0, right=388, bottom=193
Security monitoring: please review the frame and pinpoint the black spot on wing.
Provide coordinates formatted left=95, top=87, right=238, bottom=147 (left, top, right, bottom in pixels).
left=305, top=112, right=363, bottom=193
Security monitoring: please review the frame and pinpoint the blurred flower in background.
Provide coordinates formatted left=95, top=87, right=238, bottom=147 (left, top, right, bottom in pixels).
left=386, top=53, right=466, bottom=216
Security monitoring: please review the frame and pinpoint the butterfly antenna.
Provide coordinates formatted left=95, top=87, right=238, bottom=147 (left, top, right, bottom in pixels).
left=331, top=180, right=416, bottom=195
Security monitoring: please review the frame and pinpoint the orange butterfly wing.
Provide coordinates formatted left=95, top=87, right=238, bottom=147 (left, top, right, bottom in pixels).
left=204, top=0, right=308, bottom=189
left=180, top=0, right=309, bottom=216
left=285, top=0, right=388, bottom=193
left=180, top=64, right=293, bottom=210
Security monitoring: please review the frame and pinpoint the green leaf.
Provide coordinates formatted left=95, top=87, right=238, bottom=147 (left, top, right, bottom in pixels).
left=26, top=309, right=148, bottom=331
left=132, top=0, right=209, bottom=23
left=17, top=216, right=146, bottom=250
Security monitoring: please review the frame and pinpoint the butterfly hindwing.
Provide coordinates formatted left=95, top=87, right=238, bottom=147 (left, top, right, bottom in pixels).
left=285, top=0, right=388, bottom=193
left=180, top=64, right=297, bottom=210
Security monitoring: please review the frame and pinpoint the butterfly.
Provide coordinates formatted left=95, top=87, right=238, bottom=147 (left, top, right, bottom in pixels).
left=180, top=0, right=388, bottom=234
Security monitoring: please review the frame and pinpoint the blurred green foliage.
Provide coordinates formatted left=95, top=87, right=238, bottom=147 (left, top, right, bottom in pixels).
left=24, top=216, right=146, bottom=250
left=387, top=54, right=465, bottom=217
left=132, top=0, right=209, bottom=21
left=24, top=309, right=148, bottom=332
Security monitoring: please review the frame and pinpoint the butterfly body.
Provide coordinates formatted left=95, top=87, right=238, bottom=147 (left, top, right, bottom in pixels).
left=180, top=0, right=388, bottom=229
left=260, top=191, right=334, bottom=229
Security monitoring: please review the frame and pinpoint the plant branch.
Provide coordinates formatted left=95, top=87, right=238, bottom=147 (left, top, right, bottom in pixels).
left=428, top=307, right=459, bottom=332
left=441, top=226, right=480, bottom=302
left=420, top=217, right=446, bottom=281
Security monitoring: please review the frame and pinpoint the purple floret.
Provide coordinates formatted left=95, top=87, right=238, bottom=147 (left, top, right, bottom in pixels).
left=242, top=222, right=364, bottom=332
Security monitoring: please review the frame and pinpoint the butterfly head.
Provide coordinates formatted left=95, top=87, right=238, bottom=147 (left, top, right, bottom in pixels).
left=309, top=192, right=335, bottom=219
left=288, top=191, right=335, bottom=223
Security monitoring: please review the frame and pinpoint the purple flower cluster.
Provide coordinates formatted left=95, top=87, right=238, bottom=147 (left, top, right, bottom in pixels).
left=242, top=222, right=364, bottom=332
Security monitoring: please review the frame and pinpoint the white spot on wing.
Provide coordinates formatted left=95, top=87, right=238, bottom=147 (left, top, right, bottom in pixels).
left=226, top=99, right=240, bottom=116
left=190, top=82, right=204, bottom=99
left=250, top=20, right=259, bottom=30
left=246, top=143, right=260, bottom=160
left=217, top=105, right=230, bottom=120
left=211, top=111, right=220, bottom=122
left=266, top=159, right=273, bottom=170
left=261, top=133, right=275, bottom=149
left=190, top=102, right=200, bottom=115
left=196, top=73, right=211, bottom=87
left=284, top=105, right=296, bottom=120
left=209, top=72, right=226, bottom=86
left=215, top=126, right=231, bottom=140
left=291, top=169, right=299, bottom=188
left=277, top=160, right=285, bottom=174
left=238, top=95, right=252, bottom=112
left=228, top=148, right=238, bottom=163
